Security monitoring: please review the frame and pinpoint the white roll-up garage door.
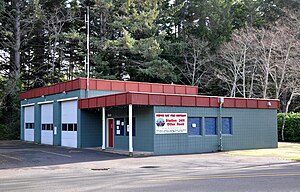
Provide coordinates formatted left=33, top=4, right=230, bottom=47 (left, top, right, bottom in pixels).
left=61, top=100, right=77, bottom=148
left=41, top=103, right=53, bottom=145
left=24, top=106, right=34, bottom=142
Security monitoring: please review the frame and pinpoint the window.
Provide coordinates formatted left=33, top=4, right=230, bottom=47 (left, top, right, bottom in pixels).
left=41, top=124, right=53, bottom=130
left=205, top=117, right=217, bottom=135
left=62, top=124, right=67, bottom=131
left=222, top=117, right=232, bottom=135
left=62, top=123, right=77, bottom=131
left=188, top=117, right=202, bottom=136
left=115, top=118, right=125, bottom=136
left=125, top=117, right=136, bottom=136
left=25, top=123, right=34, bottom=129
left=67, top=124, right=73, bottom=131
left=49, top=124, right=54, bottom=130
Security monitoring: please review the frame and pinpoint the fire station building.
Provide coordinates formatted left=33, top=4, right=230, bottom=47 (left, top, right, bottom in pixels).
left=20, top=78, right=279, bottom=155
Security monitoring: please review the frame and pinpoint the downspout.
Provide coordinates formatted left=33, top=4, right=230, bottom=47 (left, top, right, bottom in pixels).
left=218, top=97, right=224, bottom=151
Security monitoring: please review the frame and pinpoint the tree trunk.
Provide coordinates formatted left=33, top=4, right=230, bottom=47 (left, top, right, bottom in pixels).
left=281, top=90, right=294, bottom=141
left=248, top=63, right=256, bottom=98
left=242, top=44, right=247, bottom=98
left=276, top=45, right=291, bottom=99
left=230, top=65, right=238, bottom=97
left=14, top=2, right=21, bottom=78
left=10, top=0, right=21, bottom=94
left=262, top=36, right=274, bottom=99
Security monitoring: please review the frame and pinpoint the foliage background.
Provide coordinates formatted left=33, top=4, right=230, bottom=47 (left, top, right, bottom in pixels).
left=278, top=113, right=300, bottom=142
left=0, top=0, right=299, bottom=140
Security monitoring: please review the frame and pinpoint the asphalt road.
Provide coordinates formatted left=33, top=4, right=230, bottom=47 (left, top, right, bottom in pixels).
left=1, top=140, right=300, bottom=192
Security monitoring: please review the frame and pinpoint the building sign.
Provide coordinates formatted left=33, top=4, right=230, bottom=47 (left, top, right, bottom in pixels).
left=155, top=113, right=187, bottom=134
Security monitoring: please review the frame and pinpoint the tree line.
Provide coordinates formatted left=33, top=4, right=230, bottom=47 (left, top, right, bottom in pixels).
left=0, top=0, right=299, bottom=139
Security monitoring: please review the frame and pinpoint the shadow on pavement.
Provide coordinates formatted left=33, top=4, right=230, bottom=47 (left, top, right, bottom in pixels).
left=0, top=140, right=127, bottom=169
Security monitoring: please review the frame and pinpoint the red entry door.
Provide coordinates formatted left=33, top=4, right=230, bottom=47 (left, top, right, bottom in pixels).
left=108, top=119, right=114, bottom=147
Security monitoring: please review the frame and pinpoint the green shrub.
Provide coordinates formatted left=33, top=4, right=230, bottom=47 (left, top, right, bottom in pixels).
left=278, top=113, right=300, bottom=142
left=0, top=124, right=20, bottom=140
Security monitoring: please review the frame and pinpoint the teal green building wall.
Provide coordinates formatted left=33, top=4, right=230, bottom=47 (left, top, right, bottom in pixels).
left=153, top=106, right=278, bottom=155
left=20, top=90, right=120, bottom=147
left=20, top=89, right=278, bottom=155
left=20, top=107, right=24, bottom=140
left=20, top=90, right=83, bottom=145
left=105, top=106, right=154, bottom=152
left=80, top=109, right=102, bottom=148
left=221, top=108, right=277, bottom=150
left=53, top=101, right=61, bottom=146
left=34, top=104, right=41, bottom=143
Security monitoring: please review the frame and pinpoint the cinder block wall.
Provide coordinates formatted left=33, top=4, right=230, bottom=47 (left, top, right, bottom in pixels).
left=153, top=106, right=277, bottom=155
left=221, top=108, right=277, bottom=150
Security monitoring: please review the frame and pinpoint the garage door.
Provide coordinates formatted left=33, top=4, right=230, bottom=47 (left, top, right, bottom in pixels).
left=41, top=103, right=53, bottom=145
left=61, top=100, right=77, bottom=148
left=24, top=106, right=34, bottom=142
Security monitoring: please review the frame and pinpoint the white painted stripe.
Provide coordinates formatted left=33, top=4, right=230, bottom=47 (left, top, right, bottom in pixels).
left=0, top=154, right=22, bottom=161
left=57, top=97, right=78, bottom=102
left=39, top=150, right=72, bottom=158
left=38, top=100, right=54, bottom=105
left=21, top=103, right=35, bottom=107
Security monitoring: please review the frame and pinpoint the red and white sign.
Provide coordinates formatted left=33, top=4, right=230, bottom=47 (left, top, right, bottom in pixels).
left=155, top=113, right=187, bottom=134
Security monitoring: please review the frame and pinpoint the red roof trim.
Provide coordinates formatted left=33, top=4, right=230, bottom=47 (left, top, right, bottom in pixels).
left=19, top=78, right=198, bottom=100
left=78, top=92, right=280, bottom=110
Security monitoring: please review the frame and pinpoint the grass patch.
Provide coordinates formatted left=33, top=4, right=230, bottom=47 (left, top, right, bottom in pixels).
left=226, top=142, right=300, bottom=161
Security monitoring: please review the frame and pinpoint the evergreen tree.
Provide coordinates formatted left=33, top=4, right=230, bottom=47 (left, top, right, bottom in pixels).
left=98, top=0, right=179, bottom=83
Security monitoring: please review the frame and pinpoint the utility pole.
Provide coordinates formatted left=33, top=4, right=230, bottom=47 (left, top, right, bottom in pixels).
left=85, top=6, right=90, bottom=98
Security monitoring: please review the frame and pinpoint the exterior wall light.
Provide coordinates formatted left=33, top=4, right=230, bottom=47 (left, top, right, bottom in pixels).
left=218, top=97, right=224, bottom=104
